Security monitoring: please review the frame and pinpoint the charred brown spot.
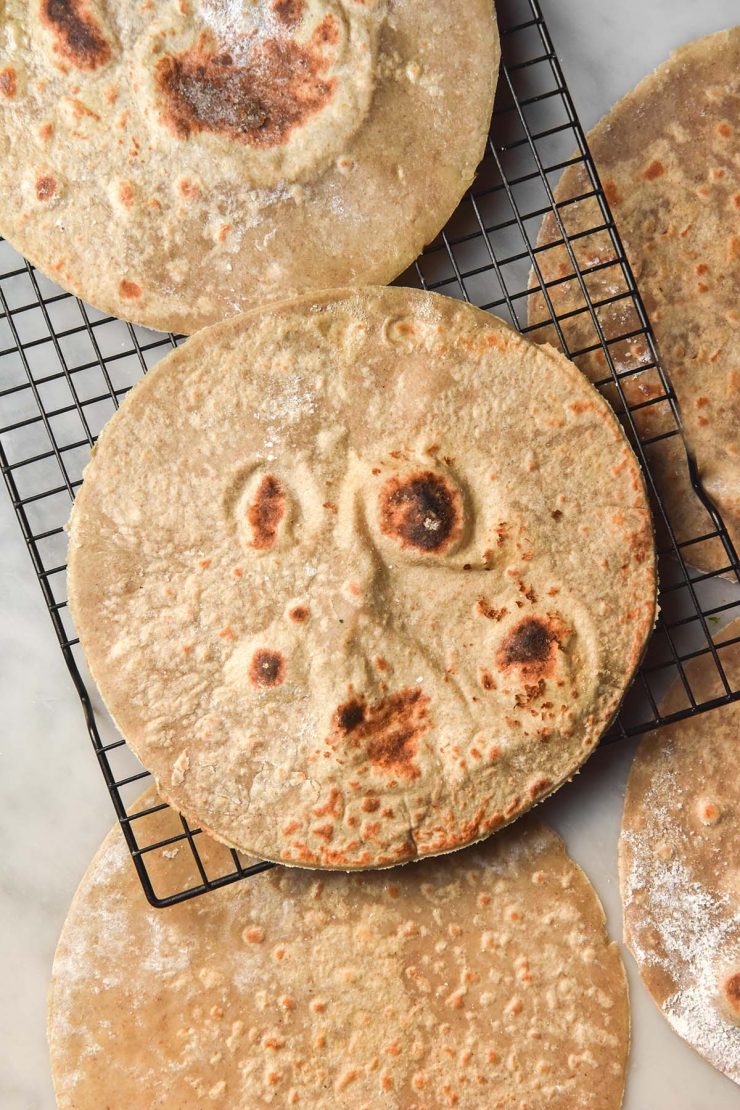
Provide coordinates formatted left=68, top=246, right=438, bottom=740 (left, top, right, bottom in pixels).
left=497, top=617, right=561, bottom=683
left=273, top=0, right=304, bottom=25
left=154, top=28, right=337, bottom=149
left=248, top=475, right=285, bottom=550
left=249, top=649, right=286, bottom=688
left=515, top=678, right=546, bottom=707
left=35, top=175, right=57, bottom=202
left=315, top=13, right=339, bottom=45
left=336, top=699, right=365, bottom=733
left=119, top=279, right=141, bottom=299
left=477, top=598, right=507, bottom=621
left=723, top=972, right=740, bottom=1012
left=603, top=179, right=622, bottom=206
left=118, top=180, right=134, bottom=207
left=0, top=66, right=17, bottom=98
left=41, top=0, right=112, bottom=71
left=643, top=160, right=665, bottom=181
left=500, top=618, right=554, bottom=664
left=333, top=688, right=429, bottom=780
left=519, top=581, right=537, bottom=603
left=288, top=604, right=309, bottom=623
left=178, top=177, right=200, bottom=200
left=379, top=471, right=461, bottom=554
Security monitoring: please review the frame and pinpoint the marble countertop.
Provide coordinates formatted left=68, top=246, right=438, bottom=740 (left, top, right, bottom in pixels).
left=1, top=2, right=738, bottom=1107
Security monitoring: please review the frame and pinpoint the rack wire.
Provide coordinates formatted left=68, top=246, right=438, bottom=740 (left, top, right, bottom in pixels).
left=1, top=0, right=738, bottom=907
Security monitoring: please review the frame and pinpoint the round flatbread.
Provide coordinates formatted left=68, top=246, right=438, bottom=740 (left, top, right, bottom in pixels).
left=48, top=795, right=630, bottom=1109
left=67, top=286, right=657, bottom=869
left=529, top=28, right=740, bottom=574
left=0, top=1, right=498, bottom=334
left=620, top=620, right=740, bottom=1084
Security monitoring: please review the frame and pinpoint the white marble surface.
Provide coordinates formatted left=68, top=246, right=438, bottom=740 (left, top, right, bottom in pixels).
left=1, top=2, right=738, bottom=1107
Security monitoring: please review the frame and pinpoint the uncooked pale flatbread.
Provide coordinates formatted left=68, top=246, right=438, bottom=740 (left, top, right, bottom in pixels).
left=0, top=1, right=498, bottom=334
left=48, top=793, right=630, bottom=1109
left=620, top=620, right=740, bottom=1084
left=67, top=286, right=657, bottom=869
left=529, top=28, right=739, bottom=574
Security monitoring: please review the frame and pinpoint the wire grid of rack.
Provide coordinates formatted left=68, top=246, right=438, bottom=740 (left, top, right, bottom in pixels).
left=1, top=0, right=738, bottom=907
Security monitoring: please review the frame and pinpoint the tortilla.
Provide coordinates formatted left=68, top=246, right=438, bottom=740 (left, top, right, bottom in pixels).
left=529, top=28, right=740, bottom=574
left=0, top=0, right=498, bottom=333
left=67, top=286, right=657, bottom=868
left=48, top=794, right=630, bottom=1109
left=620, top=619, right=740, bottom=1083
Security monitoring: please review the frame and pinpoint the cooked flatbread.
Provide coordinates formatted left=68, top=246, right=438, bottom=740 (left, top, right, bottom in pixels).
left=529, top=28, right=740, bottom=574
left=620, top=620, right=740, bottom=1083
left=67, top=286, right=657, bottom=868
left=48, top=794, right=630, bottom=1109
left=0, top=1, right=498, bottom=333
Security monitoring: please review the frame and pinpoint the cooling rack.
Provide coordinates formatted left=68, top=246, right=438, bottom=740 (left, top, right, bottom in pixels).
left=1, top=0, right=738, bottom=907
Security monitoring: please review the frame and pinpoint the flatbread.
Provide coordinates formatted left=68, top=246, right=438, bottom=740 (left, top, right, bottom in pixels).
left=48, top=793, right=630, bottom=1109
left=620, top=619, right=740, bottom=1083
left=529, top=28, right=740, bottom=574
left=67, top=286, right=657, bottom=869
left=0, top=1, right=498, bottom=334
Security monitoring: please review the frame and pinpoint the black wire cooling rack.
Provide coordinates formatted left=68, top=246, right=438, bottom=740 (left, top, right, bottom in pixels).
left=1, top=0, right=738, bottom=907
